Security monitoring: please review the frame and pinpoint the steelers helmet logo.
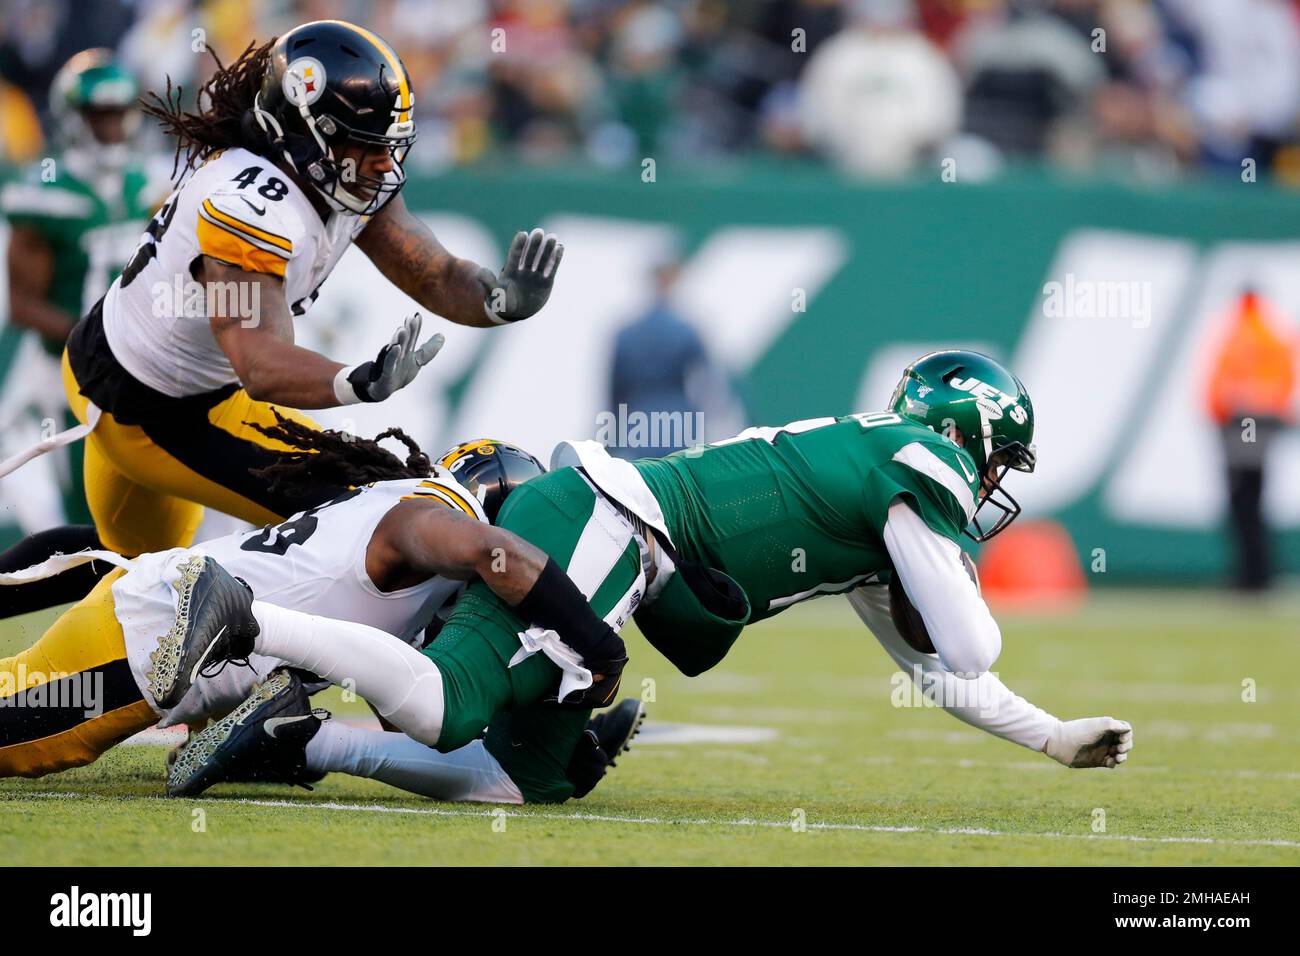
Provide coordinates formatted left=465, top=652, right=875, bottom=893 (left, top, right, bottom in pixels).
left=284, top=56, right=326, bottom=107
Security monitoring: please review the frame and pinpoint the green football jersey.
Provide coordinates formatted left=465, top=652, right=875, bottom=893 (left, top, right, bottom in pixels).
left=1, top=154, right=156, bottom=353
left=634, top=413, right=981, bottom=623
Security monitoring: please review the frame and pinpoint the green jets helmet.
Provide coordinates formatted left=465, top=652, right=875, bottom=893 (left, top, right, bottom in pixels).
left=889, top=349, right=1037, bottom=542
left=49, top=49, right=140, bottom=164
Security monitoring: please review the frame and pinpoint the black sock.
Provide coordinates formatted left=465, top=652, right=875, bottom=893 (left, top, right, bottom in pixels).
left=0, top=525, right=108, bottom=618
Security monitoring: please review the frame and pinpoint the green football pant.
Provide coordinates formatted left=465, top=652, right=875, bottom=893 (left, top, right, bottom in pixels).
left=423, top=467, right=645, bottom=803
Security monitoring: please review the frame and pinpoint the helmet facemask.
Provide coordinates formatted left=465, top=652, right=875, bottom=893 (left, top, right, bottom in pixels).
left=967, top=441, right=1036, bottom=543
left=252, top=69, right=416, bottom=217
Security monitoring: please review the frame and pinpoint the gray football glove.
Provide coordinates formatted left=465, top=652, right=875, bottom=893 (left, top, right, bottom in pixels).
left=480, top=228, right=564, bottom=324
left=335, top=312, right=444, bottom=405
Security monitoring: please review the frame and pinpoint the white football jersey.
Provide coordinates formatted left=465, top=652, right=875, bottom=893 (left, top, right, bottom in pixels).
left=101, top=146, right=369, bottom=397
left=197, top=470, right=486, bottom=643
left=113, top=469, right=487, bottom=723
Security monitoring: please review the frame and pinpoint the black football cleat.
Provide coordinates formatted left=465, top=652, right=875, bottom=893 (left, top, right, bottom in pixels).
left=566, top=698, right=646, bottom=799
left=588, top=697, right=646, bottom=766
left=166, top=668, right=328, bottom=798
left=147, top=555, right=260, bottom=709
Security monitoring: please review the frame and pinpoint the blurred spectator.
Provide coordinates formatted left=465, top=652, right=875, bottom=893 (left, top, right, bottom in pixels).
left=3, top=0, right=1300, bottom=182
left=1159, top=0, right=1300, bottom=174
left=608, top=257, right=741, bottom=458
left=952, top=0, right=1105, bottom=161
left=1203, top=289, right=1299, bottom=592
left=604, top=2, right=684, bottom=158
left=0, top=79, right=43, bottom=163
left=798, top=0, right=961, bottom=178
left=0, top=0, right=136, bottom=126
left=117, top=0, right=203, bottom=98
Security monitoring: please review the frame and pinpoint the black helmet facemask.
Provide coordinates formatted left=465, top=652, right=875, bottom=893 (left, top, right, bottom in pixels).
left=252, top=79, right=415, bottom=216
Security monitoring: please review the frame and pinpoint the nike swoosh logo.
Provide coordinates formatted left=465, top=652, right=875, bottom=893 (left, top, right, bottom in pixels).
left=188, top=624, right=227, bottom=684
left=958, top=457, right=976, bottom=482
left=241, top=197, right=266, bottom=216
left=264, top=715, right=312, bottom=738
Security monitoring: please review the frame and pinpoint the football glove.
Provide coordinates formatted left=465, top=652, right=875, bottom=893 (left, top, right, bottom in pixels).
left=335, top=312, right=444, bottom=404
left=479, top=228, right=564, bottom=324
left=1044, top=716, right=1133, bottom=768
left=560, top=654, right=627, bottom=709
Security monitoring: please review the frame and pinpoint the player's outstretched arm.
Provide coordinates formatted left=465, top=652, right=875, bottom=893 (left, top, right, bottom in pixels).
left=356, top=193, right=562, bottom=329
left=205, top=259, right=348, bottom=408
left=846, top=585, right=1132, bottom=768
left=370, top=500, right=627, bottom=706
left=206, top=258, right=443, bottom=408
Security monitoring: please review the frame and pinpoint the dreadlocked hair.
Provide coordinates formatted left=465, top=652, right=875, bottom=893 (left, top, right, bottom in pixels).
left=140, top=39, right=275, bottom=178
left=249, top=410, right=433, bottom=500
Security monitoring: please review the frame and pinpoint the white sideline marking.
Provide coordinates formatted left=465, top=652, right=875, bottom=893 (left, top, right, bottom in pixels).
left=638, top=723, right=777, bottom=745
left=10, top=791, right=1298, bottom=850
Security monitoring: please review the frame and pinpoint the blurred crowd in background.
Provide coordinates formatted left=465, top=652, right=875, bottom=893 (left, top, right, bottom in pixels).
left=4, top=0, right=1300, bottom=183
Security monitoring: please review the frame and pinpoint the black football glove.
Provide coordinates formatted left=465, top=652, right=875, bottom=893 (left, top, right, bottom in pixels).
left=479, top=228, right=564, bottom=324
left=559, top=653, right=628, bottom=710
left=552, top=625, right=627, bottom=709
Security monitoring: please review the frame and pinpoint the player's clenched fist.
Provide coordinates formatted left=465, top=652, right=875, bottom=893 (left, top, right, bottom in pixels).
left=334, top=312, right=445, bottom=405
left=479, top=228, right=564, bottom=325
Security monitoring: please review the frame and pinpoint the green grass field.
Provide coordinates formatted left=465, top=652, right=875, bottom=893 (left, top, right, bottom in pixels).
left=2, top=590, right=1297, bottom=866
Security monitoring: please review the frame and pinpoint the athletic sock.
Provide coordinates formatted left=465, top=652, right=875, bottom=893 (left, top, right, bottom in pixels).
left=250, top=601, right=446, bottom=746
left=0, top=525, right=107, bottom=618
left=305, top=723, right=523, bottom=804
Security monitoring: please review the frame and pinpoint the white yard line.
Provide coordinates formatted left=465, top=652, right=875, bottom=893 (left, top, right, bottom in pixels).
left=10, top=790, right=1298, bottom=849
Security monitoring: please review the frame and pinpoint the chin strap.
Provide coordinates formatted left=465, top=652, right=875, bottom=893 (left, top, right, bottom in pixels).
left=251, top=90, right=349, bottom=214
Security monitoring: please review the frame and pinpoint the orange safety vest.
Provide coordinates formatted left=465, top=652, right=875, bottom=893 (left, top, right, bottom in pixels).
left=1206, top=293, right=1299, bottom=424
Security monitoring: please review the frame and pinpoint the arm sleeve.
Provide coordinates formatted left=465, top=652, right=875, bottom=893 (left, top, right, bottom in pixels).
left=882, top=499, right=1000, bottom=676
left=846, top=583, right=1061, bottom=752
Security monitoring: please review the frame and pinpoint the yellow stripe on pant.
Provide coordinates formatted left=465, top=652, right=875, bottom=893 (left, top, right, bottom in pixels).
left=0, top=569, right=156, bottom=777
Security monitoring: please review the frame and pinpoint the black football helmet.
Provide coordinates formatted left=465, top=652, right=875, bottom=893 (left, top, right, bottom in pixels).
left=438, top=440, right=546, bottom=523
left=250, top=20, right=417, bottom=215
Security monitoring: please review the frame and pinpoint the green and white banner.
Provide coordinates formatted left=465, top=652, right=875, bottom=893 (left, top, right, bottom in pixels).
left=2, top=165, right=1297, bottom=581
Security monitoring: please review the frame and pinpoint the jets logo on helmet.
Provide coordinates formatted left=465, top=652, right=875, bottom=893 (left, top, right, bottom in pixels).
left=889, top=349, right=1037, bottom=543
left=949, top=375, right=1029, bottom=425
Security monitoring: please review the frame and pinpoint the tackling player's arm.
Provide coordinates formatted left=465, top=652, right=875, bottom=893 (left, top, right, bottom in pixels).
left=368, top=499, right=626, bottom=705
left=368, top=496, right=548, bottom=600
left=204, top=259, right=347, bottom=408
left=205, top=255, right=443, bottom=409
left=5, top=226, right=76, bottom=344
left=356, top=193, right=563, bottom=329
